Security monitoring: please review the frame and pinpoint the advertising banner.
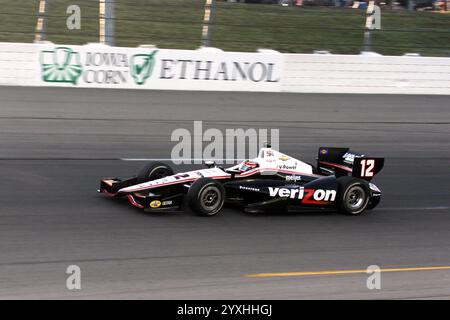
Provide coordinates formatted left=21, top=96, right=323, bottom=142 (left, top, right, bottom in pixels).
left=36, top=43, right=284, bottom=92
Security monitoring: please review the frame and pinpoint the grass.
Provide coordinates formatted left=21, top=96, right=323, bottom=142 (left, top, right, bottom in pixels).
left=0, top=0, right=449, bottom=56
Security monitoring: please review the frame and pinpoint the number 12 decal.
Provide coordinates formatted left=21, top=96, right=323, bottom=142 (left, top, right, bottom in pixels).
left=360, top=159, right=375, bottom=177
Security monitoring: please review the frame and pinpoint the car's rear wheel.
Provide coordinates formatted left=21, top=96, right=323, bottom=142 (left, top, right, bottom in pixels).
left=187, top=178, right=225, bottom=217
left=337, top=177, right=370, bottom=215
left=137, top=162, right=174, bottom=183
left=366, top=196, right=381, bottom=210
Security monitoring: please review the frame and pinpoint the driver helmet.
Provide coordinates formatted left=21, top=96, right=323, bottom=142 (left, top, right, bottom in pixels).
left=238, top=160, right=259, bottom=173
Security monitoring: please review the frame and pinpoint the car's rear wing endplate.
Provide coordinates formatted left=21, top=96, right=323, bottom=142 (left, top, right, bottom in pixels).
left=317, top=147, right=384, bottom=181
left=352, top=157, right=384, bottom=181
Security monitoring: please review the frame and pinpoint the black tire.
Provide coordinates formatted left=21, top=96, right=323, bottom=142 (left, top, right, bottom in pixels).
left=137, top=162, right=174, bottom=183
left=337, top=177, right=370, bottom=215
left=366, top=195, right=381, bottom=210
left=187, top=178, right=225, bottom=217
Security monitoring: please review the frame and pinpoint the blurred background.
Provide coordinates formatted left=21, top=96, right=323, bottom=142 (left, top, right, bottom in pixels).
left=0, top=0, right=448, bottom=56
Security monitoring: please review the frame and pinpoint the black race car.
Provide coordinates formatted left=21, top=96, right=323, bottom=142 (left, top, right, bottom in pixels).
left=99, top=146, right=384, bottom=216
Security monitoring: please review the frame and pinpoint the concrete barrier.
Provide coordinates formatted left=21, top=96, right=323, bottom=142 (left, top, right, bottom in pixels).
left=1, top=42, right=449, bottom=94
left=0, top=43, right=37, bottom=87
left=282, top=53, right=450, bottom=95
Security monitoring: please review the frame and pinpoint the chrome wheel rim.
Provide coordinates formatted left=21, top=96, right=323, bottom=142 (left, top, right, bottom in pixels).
left=346, top=186, right=365, bottom=210
left=200, top=186, right=221, bottom=211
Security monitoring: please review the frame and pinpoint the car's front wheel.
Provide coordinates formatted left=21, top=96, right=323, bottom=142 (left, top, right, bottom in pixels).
left=187, top=178, right=225, bottom=217
left=337, top=177, right=370, bottom=215
left=137, top=162, right=174, bottom=183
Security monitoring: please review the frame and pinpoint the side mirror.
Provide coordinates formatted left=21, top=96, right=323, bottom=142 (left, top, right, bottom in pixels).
left=263, top=141, right=272, bottom=148
left=204, top=160, right=216, bottom=168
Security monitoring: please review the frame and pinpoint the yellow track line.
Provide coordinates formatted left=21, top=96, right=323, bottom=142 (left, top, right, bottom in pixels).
left=244, top=265, right=450, bottom=278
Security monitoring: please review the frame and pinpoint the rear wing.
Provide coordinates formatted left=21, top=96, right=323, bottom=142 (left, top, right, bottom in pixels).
left=317, top=147, right=384, bottom=181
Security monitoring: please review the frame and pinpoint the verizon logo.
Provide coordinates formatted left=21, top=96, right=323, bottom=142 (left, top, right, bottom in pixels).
left=268, top=187, right=336, bottom=203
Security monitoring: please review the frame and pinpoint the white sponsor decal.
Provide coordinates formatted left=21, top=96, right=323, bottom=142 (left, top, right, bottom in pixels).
left=239, top=186, right=260, bottom=192
left=342, top=152, right=364, bottom=165
left=277, top=164, right=297, bottom=170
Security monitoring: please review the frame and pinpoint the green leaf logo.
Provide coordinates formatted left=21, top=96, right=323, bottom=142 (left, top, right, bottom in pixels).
left=40, top=47, right=83, bottom=85
left=130, top=51, right=158, bottom=85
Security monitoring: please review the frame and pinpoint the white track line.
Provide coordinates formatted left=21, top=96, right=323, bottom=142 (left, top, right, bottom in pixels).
left=381, top=206, right=449, bottom=211
left=121, top=158, right=246, bottom=162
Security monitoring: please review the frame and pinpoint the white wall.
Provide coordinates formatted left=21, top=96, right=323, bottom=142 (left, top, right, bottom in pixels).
left=0, top=43, right=37, bottom=86
left=1, top=42, right=449, bottom=94
left=282, top=53, right=450, bottom=95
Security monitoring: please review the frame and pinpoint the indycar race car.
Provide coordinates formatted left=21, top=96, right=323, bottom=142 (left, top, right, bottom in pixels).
left=99, top=146, right=384, bottom=216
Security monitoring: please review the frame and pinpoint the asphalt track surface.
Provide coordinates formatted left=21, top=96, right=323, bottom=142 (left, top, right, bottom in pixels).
left=0, top=87, right=449, bottom=299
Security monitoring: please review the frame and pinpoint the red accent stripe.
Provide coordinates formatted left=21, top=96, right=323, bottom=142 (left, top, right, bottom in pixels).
left=122, top=167, right=321, bottom=193
left=100, top=189, right=118, bottom=197
left=133, top=193, right=147, bottom=199
left=124, top=177, right=196, bottom=192
left=127, top=195, right=144, bottom=209
left=238, top=168, right=320, bottom=178
left=319, top=161, right=352, bottom=172
left=122, top=175, right=232, bottom=193
left=209, top=175, right=231, bottom=179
